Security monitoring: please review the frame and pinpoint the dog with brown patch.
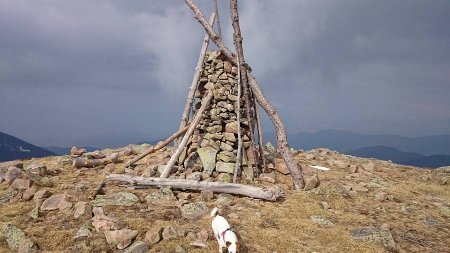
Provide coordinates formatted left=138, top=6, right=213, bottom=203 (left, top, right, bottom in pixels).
left=211, top=207, right=240, bottom=253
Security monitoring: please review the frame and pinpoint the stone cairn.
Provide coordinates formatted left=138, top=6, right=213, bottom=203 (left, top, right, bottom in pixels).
left=176, top=51, right=255, bottom=183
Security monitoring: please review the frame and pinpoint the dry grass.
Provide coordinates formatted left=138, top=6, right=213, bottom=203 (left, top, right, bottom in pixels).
left=1, top=149, right=449, bottom=252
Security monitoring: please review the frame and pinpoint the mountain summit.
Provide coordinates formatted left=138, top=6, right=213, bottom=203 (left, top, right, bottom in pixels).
left=0, top=132, right=56, bottom=162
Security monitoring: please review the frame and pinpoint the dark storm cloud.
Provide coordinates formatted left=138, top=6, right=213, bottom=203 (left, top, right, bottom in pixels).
left=0, top=0, right=449, bottom=146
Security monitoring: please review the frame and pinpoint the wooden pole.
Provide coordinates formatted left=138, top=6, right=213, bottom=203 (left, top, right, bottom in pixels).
left=185, top=0, right=305, bottom=189
left=230, top=0, right=260, bottom=177
left=176, top=13, right=216, bottom=145
left=107, top=174, right=284, bottom=201
left=233, top=56, right=242, bottom=183
left=160, top=91, right=213, bottom=178
left=125, top=124, right=191, bottom=167
left=254, top=99, right=267, bottom=171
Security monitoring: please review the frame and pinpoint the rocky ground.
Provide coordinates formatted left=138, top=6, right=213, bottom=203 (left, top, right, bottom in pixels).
left=0, top=144, right=449, bottom=253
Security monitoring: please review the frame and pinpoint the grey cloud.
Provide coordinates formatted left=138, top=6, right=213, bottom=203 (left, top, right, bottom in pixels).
left=0, top=0, right=449, bottom=146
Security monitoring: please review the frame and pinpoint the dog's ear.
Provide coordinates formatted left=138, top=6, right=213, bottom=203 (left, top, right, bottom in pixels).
left=226, top=241, right=232, bottom=248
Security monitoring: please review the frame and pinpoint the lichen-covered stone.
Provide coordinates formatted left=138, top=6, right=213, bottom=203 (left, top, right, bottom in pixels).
left=1, top=224, right=37, bottom=252
left=181, top=202, right=209, bottom=219
left=93, top=192, right=139, bottom=207
left=216, top=161, right=235, bottom=174
left=197, top=147, right=218, bottom=174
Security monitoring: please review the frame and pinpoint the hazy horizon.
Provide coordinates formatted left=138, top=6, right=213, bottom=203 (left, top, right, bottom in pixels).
left=1, top=1, right=449, bottom=147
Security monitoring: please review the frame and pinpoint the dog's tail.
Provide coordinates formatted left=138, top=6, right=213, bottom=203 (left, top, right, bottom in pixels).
left=210, top=207, right=219, bottom=217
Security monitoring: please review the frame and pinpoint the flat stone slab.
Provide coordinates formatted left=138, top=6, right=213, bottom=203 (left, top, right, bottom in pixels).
left=93, top=192, right=139, bottom=207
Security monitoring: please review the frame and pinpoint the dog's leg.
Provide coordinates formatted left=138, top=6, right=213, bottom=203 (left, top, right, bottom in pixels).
left=215, top=234, right=223, bottom=253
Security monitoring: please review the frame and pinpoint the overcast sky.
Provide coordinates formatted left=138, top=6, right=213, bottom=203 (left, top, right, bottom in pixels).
left=1, top=0, right=449, bottom=147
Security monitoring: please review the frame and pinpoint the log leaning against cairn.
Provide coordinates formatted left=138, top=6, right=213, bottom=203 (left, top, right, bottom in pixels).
left=121, top=0, right=304, bottom=193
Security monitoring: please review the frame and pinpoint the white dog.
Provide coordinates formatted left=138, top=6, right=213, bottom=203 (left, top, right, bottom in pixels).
left=211, top=207, right=240, bottom=253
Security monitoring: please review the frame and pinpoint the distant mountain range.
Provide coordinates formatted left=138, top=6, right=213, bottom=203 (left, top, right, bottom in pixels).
left=266, top=129, right=450, bottom=156
left=2, top=129, right=450, bottom=168
left=0, top=132, right=56, bottom=162
left=346, top=145, right=450, bottom=168
left=264, top=129, right=450, bottom=168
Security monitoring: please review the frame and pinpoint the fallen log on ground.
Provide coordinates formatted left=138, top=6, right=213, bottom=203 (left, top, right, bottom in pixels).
left=106, top=174, right=284, bottom=201
left=73, top=153, right=119, bottom=169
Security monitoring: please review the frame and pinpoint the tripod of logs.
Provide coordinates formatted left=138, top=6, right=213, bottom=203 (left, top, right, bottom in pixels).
left=110, top=0, right=304, bottom=200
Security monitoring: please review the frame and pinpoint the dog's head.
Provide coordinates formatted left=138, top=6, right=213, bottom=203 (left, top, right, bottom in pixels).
left=226, top=241, right=240, bottom=253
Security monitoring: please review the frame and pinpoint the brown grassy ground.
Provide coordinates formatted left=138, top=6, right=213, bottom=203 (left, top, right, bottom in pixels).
left=0, top=147, right=449, bottom=253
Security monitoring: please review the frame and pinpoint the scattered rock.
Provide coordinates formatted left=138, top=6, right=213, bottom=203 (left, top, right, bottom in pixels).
left=175, top=245, right=187, bottom=253
left=70, top=146, right=86, bottom=157
left=187, top=171, right=202, bottom=181
left=181, top=201, right=209, bottom=219
left=216, top=194, right=234, bottom=207
left=33, top=189, right=51, bottom=201
left=201, top=190, right=214, bottom=201
left=74, top=201, right=90, bottom=219
left=349, top=164, right=359, bottom=174
left=162, top=226, right=177, bottom=240
left=10, top=178, right=31, bottom=190
left=319, top=201, right=330, bottom=210
left=436, top=166, right=450, bottom=173
left=104, top=228, right=138, bottom=250
left=274, top=158, right=290, bottom=175
left=5, top=167, right=23, bottom=185
left=145, top=187, right=176, bottom=204
left=350, top=227, right=396, bottom=249
left=73, top=225, right=91, bottom=240
left=304, top=174, right=320, bottom=191
left=439, top=177, right=448, bottom=185
left=145, top=227, right=163, bottom=245
left=259, top=172, right=276, bottom=183
left=177, top=192, right=191, bottom=200
left=25, top=163, right=47, bottom=176
left=93, top=192, right=139, bottom=207
left=40, top=194, right=72, bottom=211
left=123, top=241, right=149, bottom=253
left=310, top=215, right=335, bottom=226
left=196, top=229, right=209, bottom=242
left=29, top=199, right=43, bottom=220
left=375, top=192, right=388, bottom=201
left=190, top=241, right=208, bottom=248
left=1, top=224, right=38, bottom=252
left=22, top=185, right=37, bottom=201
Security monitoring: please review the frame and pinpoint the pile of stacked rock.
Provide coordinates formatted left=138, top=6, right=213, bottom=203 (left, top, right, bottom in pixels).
left=176, top=51, right=255, bottom=182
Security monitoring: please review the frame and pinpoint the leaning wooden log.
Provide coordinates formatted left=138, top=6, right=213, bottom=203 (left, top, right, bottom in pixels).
left=73, top=153, right=119, bottom=169
left=107, top=174, right=284, bottom=201
left=160, top=91, right=214, bottom=178
left=177, top=13, right=216, bottom=145
left=230, top=0, right=259, bottom=177
left=185, top=0, right=305, bottom=189
left=125, top=124, right=191, bottom=167
left=88, top=181, right=106, bottom=200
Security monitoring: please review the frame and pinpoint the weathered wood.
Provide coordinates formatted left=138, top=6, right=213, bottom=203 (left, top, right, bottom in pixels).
left=161, top=91, right=213, bottom=178
left=107, top=174, right=284, bottom=201
left=185, top=0, right=305, bottom=189
left=254, top=100, right=267, bottom=171
left=230, top=0, right=259, bottom=177
left=233, top=56, right=242, bottom=184
left=73, top=153, right=119, bottom=169
left=177, top=13, right=216, bottom=145
left=125, top=124, right=190, bottom=167
left=88, top=181, right=106, bottom=200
